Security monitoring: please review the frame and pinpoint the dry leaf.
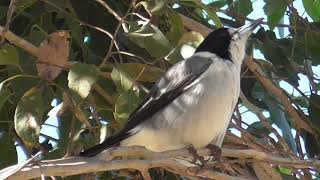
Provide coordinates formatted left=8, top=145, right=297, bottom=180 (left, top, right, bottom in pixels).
left=37, top=31, right=70, bottom=81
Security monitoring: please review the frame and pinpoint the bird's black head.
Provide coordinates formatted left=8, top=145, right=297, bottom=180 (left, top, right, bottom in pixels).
left=194, top=19, right=263, bottom=63
left=195, top=28, right=231, bottom=60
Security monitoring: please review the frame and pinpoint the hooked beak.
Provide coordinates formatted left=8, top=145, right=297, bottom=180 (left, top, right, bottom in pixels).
left=237, top=18, right=263, bottom=38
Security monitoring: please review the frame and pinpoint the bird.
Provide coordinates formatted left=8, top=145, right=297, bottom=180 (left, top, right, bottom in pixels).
left=80, top=19, right=263, bottom=158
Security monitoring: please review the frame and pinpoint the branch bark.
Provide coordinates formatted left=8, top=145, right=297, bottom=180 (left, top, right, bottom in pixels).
left=244, top=57, right=314, bottom=134
left=0, top=25, right=38, bottom=57
left=1, top=146, right=319, bottom=180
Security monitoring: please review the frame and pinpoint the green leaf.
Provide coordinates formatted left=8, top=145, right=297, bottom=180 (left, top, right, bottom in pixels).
left=208, top=0, right=228, bottom=9
left=0, top=88, right=12, bottom=111
left=255, top=29, right=299, bottom=87
left=28, top=26, right=47, bottom=46
left=111, top=66, right=135, bottom=92
left=111, top=63, right=163, bottom=93
left=114, top=90, right=142, bottom=126
left=127, top=24, right=172, bottom=58
left=166, top=31, right=203, bottom=63
left=14, top=85, right=45, bottom=148
left=288, top=19, right=320, bottom=65
left=0, top=131, right=17, bottom=169
left=247, top=121, right=270, bottom=138
left=0, top=6, right=7, bottom=20
left=166, top=9, right=184, bottom=46
left=116, top=63, right=164, bottom=82
left=193, top=1, right=223, bottom=28
left=139, top=0, right=169, bottom=14
left=232, top=0, right=253, bottom=18
left=308, top=93, right=320, bottom=130
left=263, top=0, right=289, bottom=29
left=68, top=63, right=99, bottom=99
left=292, top=96, right=308, bottom=108
left=278, top=166, right=293, bottom=175
left=16, top=0, right=37, bottom=8
left=303, top=0, right=320, bottom=21
left=0, top=44, right=20, bottom=67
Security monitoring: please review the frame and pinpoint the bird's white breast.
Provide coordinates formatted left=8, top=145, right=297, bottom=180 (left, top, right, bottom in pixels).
left=178, top=59, right=240, bottom=147
left=121, top=58, right=241, bottom=152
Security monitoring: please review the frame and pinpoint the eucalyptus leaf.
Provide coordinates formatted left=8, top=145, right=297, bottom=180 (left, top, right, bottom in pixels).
left=308, top=93, right=320, bottom=129
left=0, top=6, right=7, bottom=20
left=231, top=0, right=253, bottom=21
left=114, top=90, right=142, bottom=126
left=68, top=63, right=99, bottom=99
left=139, top=0, right=169, bottom=14
left=247, top=121, right=270, bottom=138
left=207, top=0, right=228, bottom=9
left=289, top=19, right=320, bottom=65
left=14, top=85, right=45, bottom=148
left=263, top=0, right=289, bottom=29
left=115, top=63, right=164, bottom=83
left=0, top=44, right=20, bottom=67
left=302, top=0, right=320, bottom=21
left=278, top=166, right=293, bottom=175
left=111, top=66, right=135, bottom=92
left=0, top=88, right=12, bottom=111
left=193, top=1, right=223, bottom=27
left=127, top=24, right=172, bottom=58
left=111, top=63, right=164, bottom=93
left=15, top=0, right=37, bottom=9
left=166, top=9, right=184, bottom=46
left=255, top=29, right=299, bottom=87
left=0, top=131, right=17, bottom=169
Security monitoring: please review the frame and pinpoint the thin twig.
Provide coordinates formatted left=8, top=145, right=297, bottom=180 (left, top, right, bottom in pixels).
left=93, top=84, right=114, bottom=105
left=41, top=0, right=121, bottom=57
left=64, top=116, right=76, bottom=157
left=99, top=1, right=136, bottom=67
left=0, top=0, right=16, bottom=45
left=94, top=0, right=122, bottom=21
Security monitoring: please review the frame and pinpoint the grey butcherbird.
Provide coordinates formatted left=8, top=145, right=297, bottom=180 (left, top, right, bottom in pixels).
left=80, top=19, right=263, bottom=159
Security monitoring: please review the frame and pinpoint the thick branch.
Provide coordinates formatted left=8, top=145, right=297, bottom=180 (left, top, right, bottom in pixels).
left=179, top=14, right=212, bottom=37
left=244, top=58, right=314, bottom=134
left=2, top=146, right=319, bottom=180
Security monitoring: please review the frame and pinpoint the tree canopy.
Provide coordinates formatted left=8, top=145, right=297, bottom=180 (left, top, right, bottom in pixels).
left=0, top=0, right=320, bottom=179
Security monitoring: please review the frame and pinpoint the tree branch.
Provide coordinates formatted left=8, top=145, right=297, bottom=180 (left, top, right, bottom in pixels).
left=0, top=25, right=38, bottom=57
left=0, top=0, right=16, bottom=45
left=179, top=13, right=212, bottom=37
left=244, top=57, right=314, bottom=134
left=2, top=146, right=319, bottom=180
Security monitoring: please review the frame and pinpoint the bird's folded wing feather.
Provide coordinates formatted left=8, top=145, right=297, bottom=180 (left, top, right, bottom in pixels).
left=79, top=56, right=213, bottom=157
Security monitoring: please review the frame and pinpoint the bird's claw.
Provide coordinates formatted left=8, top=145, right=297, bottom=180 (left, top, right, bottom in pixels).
left=187, top=146, right=207, bottom=167
left=206, top=144, right=221, bottom=162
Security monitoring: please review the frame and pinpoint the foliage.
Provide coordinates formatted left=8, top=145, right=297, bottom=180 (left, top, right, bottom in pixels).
left=0, top=0, right=320, bottom=179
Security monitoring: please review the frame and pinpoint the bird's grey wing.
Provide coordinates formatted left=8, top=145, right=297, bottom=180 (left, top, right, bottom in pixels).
left=79, top=56, right=213, bottom=157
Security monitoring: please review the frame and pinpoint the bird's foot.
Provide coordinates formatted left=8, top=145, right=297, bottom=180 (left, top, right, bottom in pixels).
left=187, top=146, right=206, bottom=167
left=206, top=144, right=221, bottom=162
